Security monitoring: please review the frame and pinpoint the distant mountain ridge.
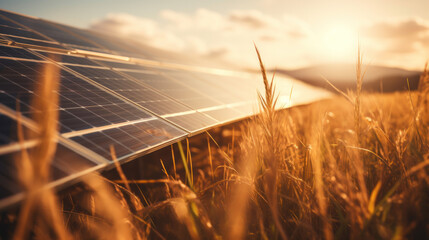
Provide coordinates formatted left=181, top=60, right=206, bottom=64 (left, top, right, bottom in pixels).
left=275, top=64, right=421, bottom=92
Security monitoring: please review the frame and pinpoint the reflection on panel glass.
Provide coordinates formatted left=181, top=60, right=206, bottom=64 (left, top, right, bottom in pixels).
left=68, top=65, right=194, bottom=115
left=200, top=107, right=244, bottom=123
left=42, top=52, right=222, bottom=132
left=0, top=44, right=43, bottom=60
left=164, top=70, right=245, bottom=104
left=0, top=10, right=105, bottom=52
left=0, top=15, right=48, bottom=41
left=0, top=142, right=97, bottom=199
left=71, top=118, right=186, bottom=160
left=0, top=49, right=152, bottom=134
left=121, top=69, right=223, bottom=109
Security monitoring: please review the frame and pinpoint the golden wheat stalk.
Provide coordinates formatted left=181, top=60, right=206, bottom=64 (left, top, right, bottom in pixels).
left=14, top=61, right=71, bottom=240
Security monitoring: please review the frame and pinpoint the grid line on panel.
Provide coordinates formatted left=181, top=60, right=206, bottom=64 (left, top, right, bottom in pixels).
left=0, top=46, right=188, bottom=164
left=47, top=54, right=211, bottom=133
left=0, top=56, right=149, bottom=132
left=92, top=58, right=220, bottom=119
left=58, top=64, right=192, bottom=133
left=61, top=116, right=157, bottom=138
left=0, top=103, right=109, bottom=165
left=41, top=19, right=113, bottom=53
left=89, top=58, right=223, bottom=131
left=0, top=9, right=104, bottom=53
left=30, top=49, right=212, bottom=135
left=0, top=14, right=52, bottom=41
left=158, top=70, right=246, bottom=122
left=24, top=50, right=192, bottom=157
left=0, top=13, right=71, bottom=52
left=120, top=69, right=222, bottom=110
left=0, top=46, right=178, bottom=161
left=131, top=67, right=247, bottom=123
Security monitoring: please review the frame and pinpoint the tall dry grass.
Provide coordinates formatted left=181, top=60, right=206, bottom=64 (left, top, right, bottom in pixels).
left=2, top=49, right=428, bottom=240
left=10, top=61, right=145, bottom=240
left=13, top=61, right=70, bottom=240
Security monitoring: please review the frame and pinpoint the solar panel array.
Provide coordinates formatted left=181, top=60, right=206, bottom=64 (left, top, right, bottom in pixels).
left=0, top=9, right=330, bottom=209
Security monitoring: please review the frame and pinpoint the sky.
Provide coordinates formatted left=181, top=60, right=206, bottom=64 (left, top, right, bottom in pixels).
left=2, top=0, right=429, bottom=70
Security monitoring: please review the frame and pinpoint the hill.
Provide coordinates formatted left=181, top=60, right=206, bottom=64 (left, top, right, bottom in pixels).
left=275, top=63, right=421, bottom=92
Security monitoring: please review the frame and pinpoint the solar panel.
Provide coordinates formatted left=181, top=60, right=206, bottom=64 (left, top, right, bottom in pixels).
left=70, top=118, right=185, bottom=159
left=0, top=113, right=18, bottom=145
left=0, top=45, right=186, bottom=161
left=0, top=142, right=98, bottom=203
left=0, top=13, right=68, bottom=51
left=57, top=25, right=151, bottom=58
left=116, top=68, right=224, bottom=109
left=0, top=109, right=105, bottom=206
left=0, top=15, right=48, bottom=41
left=88, top=57, right=248, bottom=123
left=0, top=57, right=148, bottom=131
left=0, top=44, right=42, bottom=60
left=0, top=10, right=107, bottom=52
left=34, top=52, right=219, bottom=132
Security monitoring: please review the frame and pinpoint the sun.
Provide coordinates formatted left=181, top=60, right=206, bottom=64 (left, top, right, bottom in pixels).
left=321, top=24, right=357, bottom=62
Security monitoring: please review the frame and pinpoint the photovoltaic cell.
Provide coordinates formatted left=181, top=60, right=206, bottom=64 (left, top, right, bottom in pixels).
left=0, top=24, right=45, bottom=41
left=0, top=10, right=106, bottom=52
left=118, top=68, right=223, bottom=110
left=0, top=15, right=48, bottom=41
left=0, top=44, right=42, bottom=60
left=57, top=25, right=149, bottom=58
left=87, top=58, right=220, bottom=130
left=0, top=113, right=17, bottom=146
left=196, top=72, right=260, bottom=101
left=0, top=54, right=152, bottom=132
left=67, top=65, right=193, bottom=115
left=0, top=15, right=21, bottom=28
left=0, top=14, right=67, bottom=51
left=69, top=65, right=220, bottom=131
left=113, top=63, right=247, bottom=123
left=71, top=119, right=185, bottom=160
left=0, top=141, right=98, bottom=199
left=167, top=70, right=246, bottom=104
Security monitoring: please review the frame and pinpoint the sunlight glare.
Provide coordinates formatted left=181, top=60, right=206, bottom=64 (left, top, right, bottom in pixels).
left=321, top=24, right=357, bottom=62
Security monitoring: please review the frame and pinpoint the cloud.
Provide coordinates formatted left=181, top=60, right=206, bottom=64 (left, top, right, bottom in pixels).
left=90, top=13, right=185, bottom=52
left=159, top=8, right=310, bottom=40
left=159, top=10, right=192, bottom=30
left=228, top=10, right=310, bottom=39
left=89, top=9, right=311, bottom=66
left=361, top=18, right=429, bottom=54
left=203, top=46, right=230, bottom=59
left=363, top=18, right=429, bottom=39
left=228, top=10, right=276, bottom=29
left=160, top=8, right=226, bottom=31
